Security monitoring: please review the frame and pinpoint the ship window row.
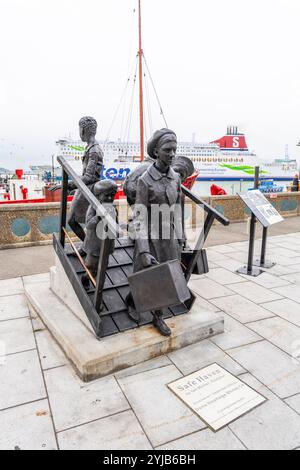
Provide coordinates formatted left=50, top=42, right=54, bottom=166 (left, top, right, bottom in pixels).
left=192, top=157, right=244, bottom=163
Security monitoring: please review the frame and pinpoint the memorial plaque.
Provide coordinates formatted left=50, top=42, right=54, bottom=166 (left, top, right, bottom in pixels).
left=239, top=190, right=283, bottom=227
left=168, top=364, right=267, bottom=432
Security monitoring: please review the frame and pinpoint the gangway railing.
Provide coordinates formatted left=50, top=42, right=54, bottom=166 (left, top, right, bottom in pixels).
left=55, top=156, right=120, bottom=337
left=181, top=186, right=230, bottom=281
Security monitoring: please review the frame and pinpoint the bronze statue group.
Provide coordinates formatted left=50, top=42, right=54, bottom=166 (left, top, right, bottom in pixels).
left=52, top=117, right=194, bottom=337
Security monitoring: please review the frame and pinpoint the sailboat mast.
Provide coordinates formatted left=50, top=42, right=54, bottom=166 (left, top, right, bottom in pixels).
left=138, top=0, right=145, bottom=161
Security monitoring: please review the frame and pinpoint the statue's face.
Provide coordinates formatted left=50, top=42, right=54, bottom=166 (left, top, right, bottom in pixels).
left=79, top=125, right=86, bottom=142
left=98, top=191, right=116, bottom=203
left=155, top=140, right=177, bottom=167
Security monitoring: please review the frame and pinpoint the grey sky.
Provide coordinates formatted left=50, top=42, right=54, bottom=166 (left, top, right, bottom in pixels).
left=0, top=0, right=300, bottom=169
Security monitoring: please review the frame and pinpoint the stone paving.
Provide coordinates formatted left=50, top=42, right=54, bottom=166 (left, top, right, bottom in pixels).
left=1, top=232, right=300, bottom=450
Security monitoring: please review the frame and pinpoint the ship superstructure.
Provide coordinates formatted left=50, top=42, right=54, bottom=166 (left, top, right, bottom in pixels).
left=56, top=126, right=298, bottom=182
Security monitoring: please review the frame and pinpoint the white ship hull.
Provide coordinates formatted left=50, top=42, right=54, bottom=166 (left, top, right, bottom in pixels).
left=56, top=127, right=298, bottom=183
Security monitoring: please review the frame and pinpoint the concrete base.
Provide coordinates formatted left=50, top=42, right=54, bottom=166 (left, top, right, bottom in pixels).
left=25, top=270, right=224, bottom=382
left=50, top=254, right=94, bottom=334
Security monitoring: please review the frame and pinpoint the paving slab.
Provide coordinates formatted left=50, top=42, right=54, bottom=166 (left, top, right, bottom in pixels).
left=261, top=299, right=300, bottom=327
left=265, top=265, right=294, bottom=276
left=0, top=317, right=35, bottom=356
left=0, top=294, right=29, bottom=321
left=269, top=236, right=290, bottom=243
left=0, top=278, right=24, bottom=297
left=168, top=339, right=245, bottom=376
left=227, top=241, right=251, bottom=251
left=285, top=394, right=300, bottom=415
left=224, top=252, right=248, bottom=263
left=273, top=285, right=300, bottom=304
left=210, top=295, right=275, bottom=324
left=268, top=247, right=300, bottom=259
left=208, top=261, right=218, bottom=269
left=209, top=245, right=238, bottom=254
left=206, top=250, right=231, bottom=263
left=58, top=410, right=152, bottom=450
left=229, top=374, right=300, bottom=450
left=228, top=282, right=283, bottom=304
left=247, top=317, right=300, bottom=357
left=239, top=272, right=291, bottom=289
left=25, top=278, right=224, bottom=382
left=188, top=278, right=234, bottom=300
left=186, top=290, right=221, bottom=313
left=115, top=356, right=172, bottom=380
left=273, top=241, right=300, bottom=251
left=280, top=272, right=300, bottom=285
left=227, top=341, right=300, bottom=399
left=210, top=313, right=262, bottom=351
left=213, top=258, right=247, bottom=273
left=205, top=268, right=246, bottom=285
left=269, top=255, right=300, bottom=267
left=0, top=400, right=57, bottom=450
left=35, top=330, right=67, bottom=371
left=44, top=365, right=130, bottom=432
left=157, top=428, right=246, bottom=450
left=117, top=365, right=206, bottom=448
left=285, top=264, right=300, bottom=273
left=0, top=350, right=46, bottom=410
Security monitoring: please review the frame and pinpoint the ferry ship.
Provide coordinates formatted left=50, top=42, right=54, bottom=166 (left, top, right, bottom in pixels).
left=55, top=126, right=298, bottom=184
left=55, top=2, right=298, bottom=190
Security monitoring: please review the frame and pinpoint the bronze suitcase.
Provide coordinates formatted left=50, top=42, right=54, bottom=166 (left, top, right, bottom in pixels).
left=128, top=260, right=191, bottom=313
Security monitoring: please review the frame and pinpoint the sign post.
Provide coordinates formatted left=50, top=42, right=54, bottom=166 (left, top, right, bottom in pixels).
left=237, top=167, right=283, bottom=277
left=237, top=167, right=262, bottom=277
left=253, top=226, right=276, bottom=269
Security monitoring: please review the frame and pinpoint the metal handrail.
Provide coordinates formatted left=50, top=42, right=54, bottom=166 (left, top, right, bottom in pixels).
left=57, top=156, right=119, bottom=237
left=181, top=185, right=230, bottom=281
left=182, top=185, right=230, bottom=226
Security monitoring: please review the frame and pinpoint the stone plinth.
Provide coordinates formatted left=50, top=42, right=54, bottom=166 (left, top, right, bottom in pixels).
left=25, top=263, right=224, bottom=382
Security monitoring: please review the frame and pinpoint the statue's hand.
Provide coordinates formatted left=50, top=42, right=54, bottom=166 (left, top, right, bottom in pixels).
left=49, top=184, right=61, bottom=192
left=141, top=253, right=159, bottom=269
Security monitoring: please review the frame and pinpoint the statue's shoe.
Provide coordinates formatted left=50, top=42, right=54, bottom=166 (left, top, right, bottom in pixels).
left=153, top=315, right=171, bottom=337
left=81, top=275, right=90, bottom=291
left=69, top=248, right=86, bottom=258
left=127, top=305, right=141, bottom=324
left=125, top=293, right=140, bottom=324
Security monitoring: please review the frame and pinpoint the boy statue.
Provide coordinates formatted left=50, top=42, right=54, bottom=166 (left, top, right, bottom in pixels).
left=81, top=180, right=118, bottom=291
left=51, top=116, right=103, bottom=256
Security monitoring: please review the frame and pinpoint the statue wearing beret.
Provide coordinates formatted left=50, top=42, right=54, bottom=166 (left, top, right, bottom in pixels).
left=128, top=129, right=185, bottom=336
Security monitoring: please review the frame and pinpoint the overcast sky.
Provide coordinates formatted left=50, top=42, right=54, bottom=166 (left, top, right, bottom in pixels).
left=0, top=0, right=300, bottom=169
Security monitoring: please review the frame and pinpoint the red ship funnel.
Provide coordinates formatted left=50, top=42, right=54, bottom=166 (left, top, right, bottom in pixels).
left=211, top=127, right=248, bottom=151
left=15, top=169, right=24, bottom=180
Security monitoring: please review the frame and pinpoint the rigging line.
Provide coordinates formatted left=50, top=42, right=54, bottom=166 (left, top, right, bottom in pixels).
left=143, top=53, right=169, bottom=128
left=123, top=55, right=138, bottom=145
left=124, top=1, right=138, bottom=78
left=144, top=70, right=153, bottom=136
left=144, top=75, right=149, bottom=145
left=105, top=54, right=138, bottom=143
left=125, top=57, right=138, bottom=154
left=105, top=77, right=130, bottom=143
left=120, top=55, right=139, bottom=144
